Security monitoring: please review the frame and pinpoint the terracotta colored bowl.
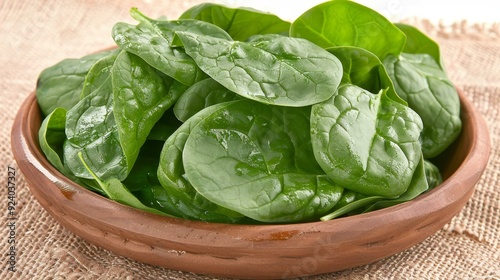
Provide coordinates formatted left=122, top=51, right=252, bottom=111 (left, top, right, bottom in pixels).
left=11, top=89, right=490, bottom=279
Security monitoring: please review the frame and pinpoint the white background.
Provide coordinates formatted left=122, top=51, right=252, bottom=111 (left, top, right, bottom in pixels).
left=217, top=0, right=493, bottom=24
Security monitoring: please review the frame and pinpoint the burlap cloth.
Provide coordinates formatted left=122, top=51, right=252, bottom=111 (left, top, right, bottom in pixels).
left=1, top=1, right=499, bottom=279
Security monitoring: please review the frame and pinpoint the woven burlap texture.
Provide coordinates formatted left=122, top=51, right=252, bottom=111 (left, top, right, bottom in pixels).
left=1, top=1, right=499, bottom=279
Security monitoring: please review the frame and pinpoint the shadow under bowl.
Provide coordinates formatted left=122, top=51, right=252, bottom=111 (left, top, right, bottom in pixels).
left=11, top=89, right=490, bottom=279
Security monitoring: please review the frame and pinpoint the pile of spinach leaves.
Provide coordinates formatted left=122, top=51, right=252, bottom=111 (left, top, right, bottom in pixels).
left=36, top=1, right=459, bottom=224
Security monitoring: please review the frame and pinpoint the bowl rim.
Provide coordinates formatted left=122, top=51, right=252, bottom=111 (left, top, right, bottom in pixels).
left=11, top=88, right=491, bottom=279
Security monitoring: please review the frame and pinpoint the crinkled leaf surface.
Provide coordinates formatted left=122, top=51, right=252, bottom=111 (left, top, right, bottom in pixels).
left=311, top=84, right=423, bottom=197
left=38, top=107, right=68, bottom=174
left=326, top=46, right=404, bottom=104
left=36, top=49, right=116, bottom=116
left=158, top=102, right=247, bottom=223
left=290, top=0, right=406, bottom=59
left=112, top=8, right=232, bottom=86
left=173, top=78, right=240, bottom=122
left=179, top=3, right=291, bottom=41
left=396, top=23, right=442, bottom=68
left=176, top=32, right=343, bottom=107
left=64, top=50, right=180, bottom=181
left=183, top=100, right=343, bottom=223
left=80, top=49, right=120, bottom=98
left=383, top=53, right=461, bottom=158
left=112, top=50, right=183, bottom=176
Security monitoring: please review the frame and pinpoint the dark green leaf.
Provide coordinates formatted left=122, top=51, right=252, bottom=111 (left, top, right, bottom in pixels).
left=311, top=84, right=423, bottom=197
left=396, top=23, right=442, bottom=68
left=290, top=0, right=406, bottom=59
left=183, top=100, right=344, bottom=223
left=179, top=3, right=291, bottom=41
left=383, top=53, right=462, bottom=158
left=36, top=49, right=117, bottom=116
left=173, top=78, right=240, bottom=122
left=326, top=46, right=405, bottom=105
left=158, top=101, right=247, bottom=223
left=38, top=107, right=68, bottom=174
left=112, top=8, right=232, bottom=86
left=176, top=32, right=343, bottom=107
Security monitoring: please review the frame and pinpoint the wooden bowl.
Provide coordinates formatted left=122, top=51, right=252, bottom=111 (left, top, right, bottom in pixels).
left=11, top=89, right=490, bottom=279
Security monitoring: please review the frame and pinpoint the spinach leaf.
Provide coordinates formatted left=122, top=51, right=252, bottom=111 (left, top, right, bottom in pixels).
left=38, top=107, right=68, bottom=174
left=321, top=155, right=430, bottom=220
left=63, top=65, right=123, bottom=180
left=311, top=84, right=423, bottom=198
left=383, top=53, right=462, bottom=158
left=179, top=3, right=291, bottom=41
left=424, top=160, right=442, bottom=189
left=290, top=0, right=406, bottom=59
left=395, top=23, right=442, bottom=68
left=122, top=140, right=164, bottom=192
left=77, top=152, right=168, bottom=216
left=36, top=49, right=116, bottom=116
left=158, top=101, right=247, bottom=223
left=360, top=156, right=429, bottom=212
left=80, top=49, right=120, bottom=98
left=112, top=8, right=232, bottom=86
left=147, top=108, right=183, bottom=141
left=112, top=50, right=183, bottom=176
left=64, top=50, right=180, bottom=181
left=326, top=46, right=405, bottom=105
left=183, top=100, right=344, bottom=223
left=176, top=32, right=343, bottom=107
left=173, top=78, right=240, bottom=122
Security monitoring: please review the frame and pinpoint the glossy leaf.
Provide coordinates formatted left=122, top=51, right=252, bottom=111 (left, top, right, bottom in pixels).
left=396, top=23, right=442, bottom=68
left=424, top=160, right=442, bottom=189
left=80, top=49, right=120, bottom=98
left=179, top=3, right=291, bottom=41
left=290, top=0, right=406, bottom=59
left=361, top=156, right=429, bottom=212
left=326, top=46, right=405, bottom=105
left=38, top=107, right=68, bottom=174
left=173, top=78, right=240, bottom=122
left=183, top=100, right=344, bottom=223
left=112, top=8, right=232, bottom=86
left=78, top=152, right=168, bottom=216
left=383, top=53, right=462, bottom=158
left=65, top=51, right=180, bottom=181
left=158, top=101, right=247, bottom=223
left=36, top=49, right=116, bottom=116
left=112, top=50, right=183, bottom=176
left=64, top=67, right=124, bottom=180
left=176, top=32, right=343, bottom=107
left=311, top=84, right=423, bottom=197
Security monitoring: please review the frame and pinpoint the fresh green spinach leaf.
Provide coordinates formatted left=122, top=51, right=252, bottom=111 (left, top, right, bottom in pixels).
left=183, top=100, right=344, bottom=223
left=173, top=78, right=240, bottom=122
left=311, top=84, right=423, bottom=197
left=179, top=3, right=291, bottom=41
left=112, top=8, right=232, bottom=86
left=36, top=49, right=117, bottom=116
left=176, top=32, right=343, bottom=107
left=396, top=23, right=442, bottom=68
left=80, top=49, right=120, bottom=98
left=38, top=107, right=68, bottom=174
left=383, top=52, right=462, bottom=158
left=424, top=160, right=442, bottom=189
left=290, top=0, right=406, bottom=59
left=158, top=101, right=247, bottom=223
left=326, top=46, right=405, bottom=105
left=112, top=50, right=183, bottom=176
left=78, top=152, right=168, bottom=216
